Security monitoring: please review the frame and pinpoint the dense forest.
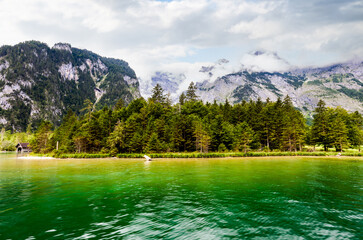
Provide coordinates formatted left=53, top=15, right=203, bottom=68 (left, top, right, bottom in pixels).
left=2, top=83, right=362, bottom=154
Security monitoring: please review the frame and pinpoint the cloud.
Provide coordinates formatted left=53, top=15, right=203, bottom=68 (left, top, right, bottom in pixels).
left=0, top=0, right=362, bottom=96
left=229, top=17, right=282, bottom=39
left=240, top=51, right=291, bottom=72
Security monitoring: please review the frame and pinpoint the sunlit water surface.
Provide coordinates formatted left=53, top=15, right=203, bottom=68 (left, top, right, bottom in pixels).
left=0, top=154, right=362, bottom=239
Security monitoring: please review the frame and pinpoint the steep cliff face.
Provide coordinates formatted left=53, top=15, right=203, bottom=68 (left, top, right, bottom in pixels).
left=0, top=41, right=140, bottom=131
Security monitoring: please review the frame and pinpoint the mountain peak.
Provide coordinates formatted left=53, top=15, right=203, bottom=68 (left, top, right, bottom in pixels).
left=53, top=43, right=72, bottom=53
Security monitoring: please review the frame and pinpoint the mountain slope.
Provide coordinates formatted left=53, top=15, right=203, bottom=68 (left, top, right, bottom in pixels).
left=196, top=60, right=363, bottom=116
left=0, top=41, right=140, bottom=131
left=145, top=52, right=362, bottom=116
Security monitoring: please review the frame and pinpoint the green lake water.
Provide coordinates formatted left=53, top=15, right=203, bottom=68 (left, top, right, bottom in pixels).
left=0, top=154, right=362, bottom=239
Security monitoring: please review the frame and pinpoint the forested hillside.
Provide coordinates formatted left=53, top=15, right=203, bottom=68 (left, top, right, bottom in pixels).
left=0, top=41, right=140, bottom=131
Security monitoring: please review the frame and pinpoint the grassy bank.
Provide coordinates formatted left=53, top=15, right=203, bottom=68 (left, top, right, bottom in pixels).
left=117, top=152, right=363, bottom=158
left=58, top=153, right=111, bottom=159
left=54, top=151, right=363, bottom=159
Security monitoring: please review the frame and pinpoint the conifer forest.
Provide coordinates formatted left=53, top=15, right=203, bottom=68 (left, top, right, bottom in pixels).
left=4, top=83, right=363, bottom=155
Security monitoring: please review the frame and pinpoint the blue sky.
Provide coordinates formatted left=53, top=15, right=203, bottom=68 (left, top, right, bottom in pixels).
left=0, top=0, right=362, bottom=93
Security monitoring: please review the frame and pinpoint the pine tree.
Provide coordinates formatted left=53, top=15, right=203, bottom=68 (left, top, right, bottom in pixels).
left=271, top=97, right=284, bottom=150
left=81, top=99, right=94, bottom=120
left=179, top=92, right=186, bottom=105
left=107, top=121, right=125, bottom=153
left=114, top=98, right=125, bottom=111
left=150, top=84, right=166, bottom=103
left=327, top=108, right=349, bottom=152
left=30, top=121, right=53, bottom=153
left=147, top=132, right=161, bottom=153
left=311, top=100, right=330, bottom=151
left=281, top=96, right=306, bottom=152
left=129, top=132, right=143, bottom=153
left=347, top=111, right=363, bottom=151
left=223, top=99, right=231, bottom=122
left=194, top=120, right=211, bottom=153
left=261, top=102, right=274, bottom=151
left=234, top=122, right=254, bottom=153
left=186, top=82, right=198, bottom=102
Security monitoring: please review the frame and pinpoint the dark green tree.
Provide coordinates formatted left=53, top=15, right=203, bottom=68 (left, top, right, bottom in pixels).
left=194, top=120, right=211, bottom=153
left=150, top=84, right=166, bottom=103
left=327, top=107, right=349, bottom=152
left=179, top=92, right=186, bottom=105
left=147, top=132, right=161, bottom=153
left=186, top=82, right=198, bottom=102
left=107, top=121, right=125, bottom=154
left=311, top=100, right=330, bottom=151
left=30, top=121, right=53, bottom=153
left=234, top=122, right=254, bottom=153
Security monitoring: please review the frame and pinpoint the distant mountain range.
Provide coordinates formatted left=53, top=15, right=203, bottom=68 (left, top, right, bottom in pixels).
left=1, top=41, right=362, bottom=131
left=0, top=41, right=140, bottom=131
left=149, top=51, right=363, bottom=117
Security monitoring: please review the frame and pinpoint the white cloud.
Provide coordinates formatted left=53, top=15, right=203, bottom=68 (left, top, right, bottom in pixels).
left=240, top=51, right=291, bottom=72
left=126, top=0, right=208, bottom=29
left=213, top=0, right=280, bottom=18
left=0, top=0, right=362, bottom=96
left=229, top=17, right=282, bottom=39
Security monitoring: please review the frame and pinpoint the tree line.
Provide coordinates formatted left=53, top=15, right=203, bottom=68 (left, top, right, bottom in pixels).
left=28, top=83, right=363, bottom=154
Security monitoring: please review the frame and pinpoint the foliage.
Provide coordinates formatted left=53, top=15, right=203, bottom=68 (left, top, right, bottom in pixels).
left=0, top=128, right=32, bottom=151
left=311, top=100, right=362, bottom=152
left=30, top=121, right=53, bottom=153
left=186, top=82, right=199, bottom=102
left=27, top=84, right=363, bottom=156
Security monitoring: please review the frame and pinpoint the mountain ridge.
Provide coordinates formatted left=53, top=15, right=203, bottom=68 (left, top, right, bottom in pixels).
left=148, top=53, right=363, bottom=116
left=0, top=41, right=140, bottom=131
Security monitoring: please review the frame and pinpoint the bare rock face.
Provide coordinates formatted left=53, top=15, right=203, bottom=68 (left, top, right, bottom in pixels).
left=0, top=41, right=141, bottom=131
left=58, top=62, right=79, bottom=81
left=148, top=55, right=362, bottom=117
left=53, top=43, right=72, bottom=53
left=195, top=61, right=363, bottom=117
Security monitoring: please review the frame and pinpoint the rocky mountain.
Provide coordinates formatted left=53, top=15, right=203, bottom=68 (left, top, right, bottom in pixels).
left=147, top=52, right=363, bottom=117
left=0, top=41, right=140, bottom=131
left=147, top=58, right=235, bottom=100
left=197, top=60, right=363, bottom=116
left=150, top=71, right=185, bottom=97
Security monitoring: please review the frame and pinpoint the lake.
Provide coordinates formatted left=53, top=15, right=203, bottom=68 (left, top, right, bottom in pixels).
left=0, top=154, right=362, bottom=239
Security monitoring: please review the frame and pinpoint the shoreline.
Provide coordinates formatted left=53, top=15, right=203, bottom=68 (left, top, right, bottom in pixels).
left=57, top=152, right=363, bottom=159
left=13, top=155, right=363, bottom=161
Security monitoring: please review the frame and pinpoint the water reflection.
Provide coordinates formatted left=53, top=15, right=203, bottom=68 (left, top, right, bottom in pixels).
left=143, top=160, right=151, bottom=170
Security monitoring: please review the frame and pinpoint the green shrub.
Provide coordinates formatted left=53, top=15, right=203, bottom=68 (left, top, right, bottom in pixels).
left=59, top=153, right=110, bottom=158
